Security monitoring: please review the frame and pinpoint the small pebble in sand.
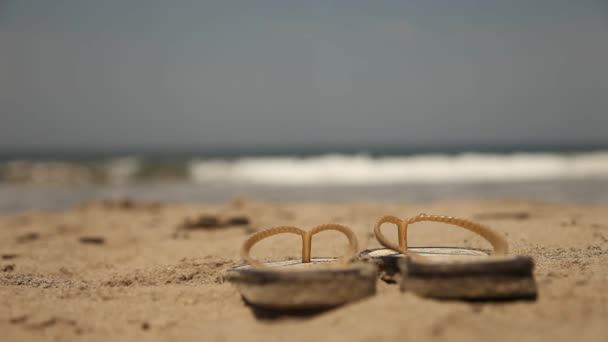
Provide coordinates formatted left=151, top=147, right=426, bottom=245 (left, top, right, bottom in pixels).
left=1, top=254, right=18, bottom=260
left=179, top=215, right=222, bottom=230
left=16, top=232, right=39, bottom=243
left=474, top=211, right=530, bottom=220
left=224, top=215, right=250, bottom=226
left=9, top=315, right=28, bottom=324
left=79, top=236, right=106, bottom=245
left=178, top=214, right=252, bottom=230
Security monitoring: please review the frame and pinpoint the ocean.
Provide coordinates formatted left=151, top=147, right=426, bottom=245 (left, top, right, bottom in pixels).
left=1, top=144, right=608, bottom=212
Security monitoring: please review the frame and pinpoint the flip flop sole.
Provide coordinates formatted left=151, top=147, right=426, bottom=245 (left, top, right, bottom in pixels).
left=400, top=256, right=537, bottom=300
left=224, top=259, right=377, bottom=309
left=359, top=248, right=537, bottom=300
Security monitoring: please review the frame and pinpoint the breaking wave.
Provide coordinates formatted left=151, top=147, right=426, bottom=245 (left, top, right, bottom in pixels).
left=188, top=151, right=608, bottom=185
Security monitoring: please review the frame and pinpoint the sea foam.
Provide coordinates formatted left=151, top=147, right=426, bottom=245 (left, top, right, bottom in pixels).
left=188, top=151, right=608, bottom=185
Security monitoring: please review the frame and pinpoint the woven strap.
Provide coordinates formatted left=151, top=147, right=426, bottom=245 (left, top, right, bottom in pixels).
left=241, top=224, right=359, bottom=268
left=374, top=214, right=508, bottom=260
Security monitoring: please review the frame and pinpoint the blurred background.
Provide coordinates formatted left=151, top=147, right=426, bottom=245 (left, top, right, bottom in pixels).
left=1, top=0, right=607, bottom=212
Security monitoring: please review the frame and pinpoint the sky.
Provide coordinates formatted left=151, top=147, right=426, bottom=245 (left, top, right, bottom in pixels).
left=1, top=0, right=607, bottom=151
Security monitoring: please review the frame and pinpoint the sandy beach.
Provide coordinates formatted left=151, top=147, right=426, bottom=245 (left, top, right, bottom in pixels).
left=1, top=198, right=607, bottom=341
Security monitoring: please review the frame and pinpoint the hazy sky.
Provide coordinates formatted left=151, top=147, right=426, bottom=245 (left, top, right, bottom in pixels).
left=1, top=0, right=607, bottom=150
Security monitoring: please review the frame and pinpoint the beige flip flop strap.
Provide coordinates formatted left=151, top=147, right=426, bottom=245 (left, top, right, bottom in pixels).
left=241, top=224, right=359, bottom=268
left=374, top=215, right=419, bottom=258
left=375, top=214, right=509, bottom=260
left=307, top=223, right=359, bottom=264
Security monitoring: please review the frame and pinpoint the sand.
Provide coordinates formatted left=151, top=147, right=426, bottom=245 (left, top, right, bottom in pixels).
left=1, top=198, right=607, bottom=341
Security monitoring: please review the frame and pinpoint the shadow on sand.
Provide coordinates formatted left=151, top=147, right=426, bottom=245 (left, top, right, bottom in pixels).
left=242, top=297, right=337, bottom=320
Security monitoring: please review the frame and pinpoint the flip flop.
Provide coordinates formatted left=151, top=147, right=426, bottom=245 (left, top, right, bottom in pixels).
left=225, top=224, right=377, bottom=310
left=359, top=214, right=537, bottom=300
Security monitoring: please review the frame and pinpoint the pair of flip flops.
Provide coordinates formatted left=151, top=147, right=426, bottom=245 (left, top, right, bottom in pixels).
left=225, top=214, right=537, bottom=310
